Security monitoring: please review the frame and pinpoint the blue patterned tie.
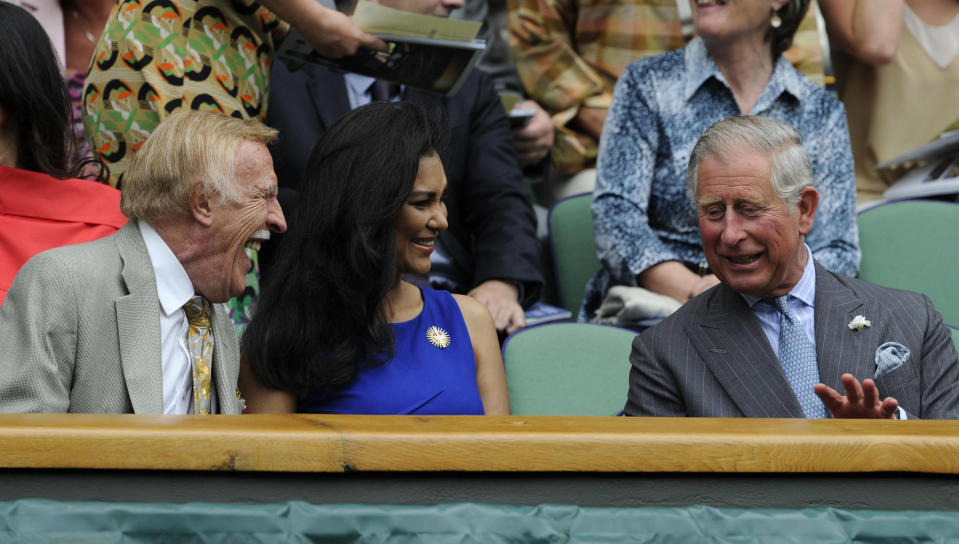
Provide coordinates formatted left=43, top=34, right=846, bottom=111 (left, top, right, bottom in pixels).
left=773, top=296, right=826, bottom=418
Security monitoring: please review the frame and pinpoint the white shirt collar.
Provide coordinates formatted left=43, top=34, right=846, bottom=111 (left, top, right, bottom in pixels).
left=139, top=220, right=195, bottom=316
left=344, top=72, right=376, bottom=97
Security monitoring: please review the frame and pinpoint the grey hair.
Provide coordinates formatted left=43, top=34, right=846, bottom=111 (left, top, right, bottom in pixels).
left=121, top=110, right=278, bottom=222
left=685, top=115, right=813, bottom=209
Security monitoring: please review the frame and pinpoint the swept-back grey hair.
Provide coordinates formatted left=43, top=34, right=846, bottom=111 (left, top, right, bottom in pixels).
left=686, top=115, right=813, bottom=209
left=121, top=110, right=278, bottom=222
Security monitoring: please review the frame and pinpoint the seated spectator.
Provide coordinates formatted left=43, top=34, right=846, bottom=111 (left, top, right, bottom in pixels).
left=819, top=0, right=959, bottom=202
left=0, top=110, right=285, bottom=414
left=508, top=0, right=685, bottom=205
left=267, top=0, right=543, bottom=334
left=81, top=0, right=385, bottom=333
left=0, top=1, right=125, bottom=305
left=626, top=115, right=959, bottom=419
left=507, top=0, right=830, bottom=206
left=582, top=0, right=859, bottom=324
left=240, top=102, right=509, bottom=415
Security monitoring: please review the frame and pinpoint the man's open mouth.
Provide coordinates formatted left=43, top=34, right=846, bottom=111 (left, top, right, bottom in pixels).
left=244, top=231, right=271, bottom=252
left=728, top=254, right=760, bottom=264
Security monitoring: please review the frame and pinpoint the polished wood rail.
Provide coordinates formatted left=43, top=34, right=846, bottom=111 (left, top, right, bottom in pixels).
left=2, top=414, right=958, bottom=474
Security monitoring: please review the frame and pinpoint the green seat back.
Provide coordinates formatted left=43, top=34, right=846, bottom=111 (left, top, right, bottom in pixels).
left=857, top=201, right=959, bottom=326
left=548, top=193, right=601, bottom=315
left=502, top=323, right=635, bottom=415
left=951, top=327, right=959, bottom=354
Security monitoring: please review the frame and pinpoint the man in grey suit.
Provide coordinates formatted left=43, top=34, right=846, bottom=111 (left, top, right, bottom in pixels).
left=0, top=110, right=286, bottom=414
left=626, top=116, right=959, bottom=419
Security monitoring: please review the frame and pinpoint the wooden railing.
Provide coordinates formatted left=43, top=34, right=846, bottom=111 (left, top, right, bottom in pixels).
left=2, top=414, right=959, bottom=474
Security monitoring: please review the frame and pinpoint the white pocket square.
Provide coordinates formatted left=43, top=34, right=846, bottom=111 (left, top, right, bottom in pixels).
left=874, top=342, right=910, bottom=379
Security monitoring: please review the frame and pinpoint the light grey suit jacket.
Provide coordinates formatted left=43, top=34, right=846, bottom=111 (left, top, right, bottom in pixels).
left=0, top=221, right=241, bottom=414
left=626, top=262, right=959, bottom=419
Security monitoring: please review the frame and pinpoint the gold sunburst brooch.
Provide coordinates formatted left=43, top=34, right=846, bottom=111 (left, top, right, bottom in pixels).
left=425, top=325, right=451, bottom=349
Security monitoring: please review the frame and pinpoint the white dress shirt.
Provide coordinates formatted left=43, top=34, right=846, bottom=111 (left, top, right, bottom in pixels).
left=344, top=72, right=405, bottom=108
left=139, top=221, right=217, bottom=414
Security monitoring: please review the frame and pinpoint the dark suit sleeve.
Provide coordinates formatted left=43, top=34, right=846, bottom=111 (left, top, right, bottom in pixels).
left=916, top=294, right=959, bottom=419
left=457, top=71, right=543, bottom=305
left=267, top=62, right=330, bottom=194
left=624, top=327, right=688, bottom=417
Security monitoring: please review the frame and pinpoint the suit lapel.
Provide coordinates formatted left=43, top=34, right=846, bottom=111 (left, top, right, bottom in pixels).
left=211, top=304, right=240, bottom=414
left=813, top=263, right=877, bottom=391
left=115, top=222, right=164, bottom=414
left=687, top=285, right=806, bottom=417
left=306, top=66, right=352, bottom=130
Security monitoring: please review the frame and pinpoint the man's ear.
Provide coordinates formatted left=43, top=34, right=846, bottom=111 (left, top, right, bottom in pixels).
left=796, top=186, right=818, bottom=235
left=191, top=187, right=215, bottom=227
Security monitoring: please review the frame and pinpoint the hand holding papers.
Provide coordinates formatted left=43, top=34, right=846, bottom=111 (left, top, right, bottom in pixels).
left=276, top=0, right=485, bottom=95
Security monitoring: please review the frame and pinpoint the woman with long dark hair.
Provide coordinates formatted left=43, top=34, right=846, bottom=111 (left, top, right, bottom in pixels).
left=240, top=102, right=509, bottom=415
left=1, top=1, right=83, bottom=178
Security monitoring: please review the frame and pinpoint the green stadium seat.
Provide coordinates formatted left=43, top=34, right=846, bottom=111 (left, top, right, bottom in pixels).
left=548, top=193, right=601, bottom=316
left=502, top=323, right=635, bottom=415
left=857, top=200, right=959, bottom=327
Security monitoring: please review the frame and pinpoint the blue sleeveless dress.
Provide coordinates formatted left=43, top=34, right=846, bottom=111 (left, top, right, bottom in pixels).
left=297, top=287, right=485, bottom=415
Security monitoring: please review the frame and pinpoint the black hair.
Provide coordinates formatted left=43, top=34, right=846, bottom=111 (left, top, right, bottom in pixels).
left=243, top=101, right=446, bottom=391
left=770, top=0, right=811, bottom=60
left=0, top=1, right=93, bottom=178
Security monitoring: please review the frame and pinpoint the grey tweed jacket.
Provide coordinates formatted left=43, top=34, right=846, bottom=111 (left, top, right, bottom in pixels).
left=625, top=262, right=959, bottom=419
left=0, top=221, right=241, bottom=414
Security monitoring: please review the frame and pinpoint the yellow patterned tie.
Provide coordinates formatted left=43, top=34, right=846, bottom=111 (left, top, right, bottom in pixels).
left=183, top=296, right=214, bottom=415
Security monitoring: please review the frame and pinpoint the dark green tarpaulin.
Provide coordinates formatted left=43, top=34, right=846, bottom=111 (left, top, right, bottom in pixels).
left=3, top=500, right=959, bottom=543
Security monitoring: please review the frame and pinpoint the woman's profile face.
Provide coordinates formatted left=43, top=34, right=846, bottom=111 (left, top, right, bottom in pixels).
left=691, top=0, right=786, bottom=48
left=394, top=152, right=449, bottom=277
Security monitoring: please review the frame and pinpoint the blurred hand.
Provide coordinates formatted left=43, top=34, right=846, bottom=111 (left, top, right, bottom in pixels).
left=512, top=100, right=554, bottom=167
left=291, top=3, right=387, bottom=58
left=814, top=373, right=900, bottom=419
left=468, top=279, right=526, bottom=334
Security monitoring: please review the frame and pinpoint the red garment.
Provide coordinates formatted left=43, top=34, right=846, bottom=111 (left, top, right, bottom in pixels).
left=0, top=166, right=127, bottom=305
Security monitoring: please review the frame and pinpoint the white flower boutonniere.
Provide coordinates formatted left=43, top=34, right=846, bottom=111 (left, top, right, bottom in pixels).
left=848, top=315, right=871, bottom=332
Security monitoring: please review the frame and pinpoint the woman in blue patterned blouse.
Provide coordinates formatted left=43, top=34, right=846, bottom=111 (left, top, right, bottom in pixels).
left=583, top=0, right=859, bottom=321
